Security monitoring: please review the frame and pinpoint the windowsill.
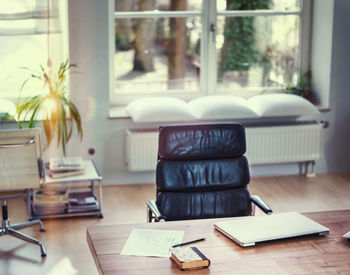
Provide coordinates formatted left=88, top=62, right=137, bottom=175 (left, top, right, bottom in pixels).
left=316, top=106, right=330, bottom=113
left=108, top=105, right=330, bottom=120
left=109, top=106, right=130, bottom=119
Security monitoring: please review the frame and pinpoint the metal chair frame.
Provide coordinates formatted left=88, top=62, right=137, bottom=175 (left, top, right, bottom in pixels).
left=0, top=131, right=46, bottom=256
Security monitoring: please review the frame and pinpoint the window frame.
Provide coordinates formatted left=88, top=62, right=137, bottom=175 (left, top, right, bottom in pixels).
left=109, top=0, right=312, bottom=106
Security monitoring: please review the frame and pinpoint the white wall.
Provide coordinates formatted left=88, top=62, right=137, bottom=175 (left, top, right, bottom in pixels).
left=311, top=0, right=334, bottom=107
left=321, top=0, right=350, bottom=172
left=65, top=0, right=350, bottom=185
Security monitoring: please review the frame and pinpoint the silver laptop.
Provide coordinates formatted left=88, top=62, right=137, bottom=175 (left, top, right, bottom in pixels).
left=214, top=212, right=329, bottom=247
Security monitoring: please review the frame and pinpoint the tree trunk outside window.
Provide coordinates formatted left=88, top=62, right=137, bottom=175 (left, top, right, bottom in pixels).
left=168, top=0, right=187, bottom=89
left=133, top=0, right=156, bottom=72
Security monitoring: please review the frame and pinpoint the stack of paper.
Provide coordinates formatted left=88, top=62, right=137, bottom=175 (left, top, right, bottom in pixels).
left=121, top=228, right=184, bottom=257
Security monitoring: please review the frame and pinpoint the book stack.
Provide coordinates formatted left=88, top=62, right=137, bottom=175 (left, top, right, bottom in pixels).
left=47, top=157, right=85, bottom=178
left=32, top=189, right=100, bottom=216
left=67, top=190, right=99, bottom=213
left=170, top=246, right=210, bottom=270
left=32, top=190, right=68, bottom=215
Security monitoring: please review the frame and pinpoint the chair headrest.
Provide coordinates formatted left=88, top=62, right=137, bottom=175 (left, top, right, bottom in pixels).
left=158, top=124, right=246, bottom=160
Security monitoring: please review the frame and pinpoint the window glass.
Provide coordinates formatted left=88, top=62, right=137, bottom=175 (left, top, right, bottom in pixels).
left=1, top=0, right=33, bottom=13
left=112, top=0, right=308, bottom=103
left=216, top=15, right=300, bottom=91
left=114, top=17, right=201, bottom=94
left=0, top=34, right=63, bottom=98
left=0, top=0, right=68, bottom=100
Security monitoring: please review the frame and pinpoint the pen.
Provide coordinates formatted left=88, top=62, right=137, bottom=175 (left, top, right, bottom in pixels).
left=172, top=237, right=205, bottom=248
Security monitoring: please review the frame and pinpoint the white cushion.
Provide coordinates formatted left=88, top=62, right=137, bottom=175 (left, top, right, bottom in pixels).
left=188, top=95, right=258, bottom=119
left=0, top=99, right=16, bottom=116
left=248, top=94, right=320, bottom=117
left=126, top=97, right=195, bottom=122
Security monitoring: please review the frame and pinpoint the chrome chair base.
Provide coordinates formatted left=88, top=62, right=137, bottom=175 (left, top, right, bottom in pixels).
left=1, top=200, right=46, bottom=257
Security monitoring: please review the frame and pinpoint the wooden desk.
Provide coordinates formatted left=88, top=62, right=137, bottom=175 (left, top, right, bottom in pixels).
left=87, top=210, right=350, bottom=274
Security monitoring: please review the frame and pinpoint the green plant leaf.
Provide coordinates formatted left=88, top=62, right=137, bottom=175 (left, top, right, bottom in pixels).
left=27, top=100, right=43, bottom=128
left=69, top=100, right=83, bottom=140
left=16, top=59, right=82, bottom=155
left=43, top=114, right=53, bottom=147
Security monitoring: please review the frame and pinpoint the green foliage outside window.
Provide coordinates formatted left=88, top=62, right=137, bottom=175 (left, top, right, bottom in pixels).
left=0, top=112, right=11, bottom=123
left=220, top=0, right=271, bottom=76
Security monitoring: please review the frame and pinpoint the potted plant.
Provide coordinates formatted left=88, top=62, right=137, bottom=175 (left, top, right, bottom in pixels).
left=286, top=71, right=314, bottom=103
left=16, top=60, right=82, bottom=155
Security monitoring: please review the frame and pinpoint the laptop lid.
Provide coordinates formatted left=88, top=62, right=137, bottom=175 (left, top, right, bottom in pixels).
left=214, top=212, right=329, bottom=247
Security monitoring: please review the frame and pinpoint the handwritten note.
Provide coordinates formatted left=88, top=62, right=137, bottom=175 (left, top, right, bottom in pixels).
left=121, top=228, right=184, bottom=257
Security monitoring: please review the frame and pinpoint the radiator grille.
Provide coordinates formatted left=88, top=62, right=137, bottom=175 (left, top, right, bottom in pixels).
left=125, top=124, right=323, bottom=171
left=245, top=124, right=323, bottom=164
left=125, top=130, right=158, bottom=172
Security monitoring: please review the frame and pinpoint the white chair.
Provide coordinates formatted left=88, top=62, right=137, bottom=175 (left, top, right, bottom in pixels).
left=0, top=128, right=46, bottom=256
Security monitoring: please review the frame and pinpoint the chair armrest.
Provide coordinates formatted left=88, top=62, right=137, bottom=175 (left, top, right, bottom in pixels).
left=146, top=200, right=166, bottom=222
left=250, top=195, right=273, bottom=215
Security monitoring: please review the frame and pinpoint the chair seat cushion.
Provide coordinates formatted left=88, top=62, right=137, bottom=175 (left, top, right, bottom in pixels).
left=158, top=124, right=246, bottom=160
left=157, top=157, right=250, bottom=192
left=156, top=187, right=252, bottom=221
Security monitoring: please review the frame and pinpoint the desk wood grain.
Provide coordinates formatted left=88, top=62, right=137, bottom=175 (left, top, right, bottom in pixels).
left=87, top=210, right=350, bottom=274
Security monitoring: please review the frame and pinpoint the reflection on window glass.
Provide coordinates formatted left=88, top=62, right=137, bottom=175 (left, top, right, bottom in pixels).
left=114, top=17, right=201, bottom=93
left=216, top=0, right=301, bottom=11
left=216, top=15, right=299, bottom=90
left=0, top=34, right=64, bottom=98
left=115, top=0, right=201, bottom=12
left=0, top=0, right=66, bottom=99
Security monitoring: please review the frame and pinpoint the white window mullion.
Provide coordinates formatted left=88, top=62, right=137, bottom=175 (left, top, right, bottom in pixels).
left=200, top=0, right=209, bottom=94
left=217, top=10, right=300, bottom=17
left=208, top=0, right=217, bottom=95
left=300, top=0, right=313, bottom=74
left=114, top=11, right=201, bottom=19
left=108, top=0, right=115, bottom=106
left=200, top=0, right=217, bottom=95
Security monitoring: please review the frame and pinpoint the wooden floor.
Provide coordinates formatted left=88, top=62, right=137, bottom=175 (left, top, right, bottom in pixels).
left=1, top=173, right=350, bottom=275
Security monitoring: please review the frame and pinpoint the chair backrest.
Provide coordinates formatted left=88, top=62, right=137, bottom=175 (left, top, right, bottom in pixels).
left=0, top=128, right=45, bottom=191
left=156, top=124, right=252, bottom=221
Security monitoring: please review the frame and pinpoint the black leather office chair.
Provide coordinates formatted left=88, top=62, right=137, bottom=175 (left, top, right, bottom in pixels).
left=147, top=124, right=272, bottom=222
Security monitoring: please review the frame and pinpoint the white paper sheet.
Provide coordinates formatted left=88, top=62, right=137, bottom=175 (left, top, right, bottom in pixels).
left=121, top=228, right=184, bottom=257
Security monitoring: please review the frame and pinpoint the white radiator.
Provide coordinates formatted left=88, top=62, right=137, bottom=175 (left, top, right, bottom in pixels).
left=125, top=123, right=323, bottom=172
left=125, top=130, right=159, bottom=172
left=245, top=123, right=323, bottom=164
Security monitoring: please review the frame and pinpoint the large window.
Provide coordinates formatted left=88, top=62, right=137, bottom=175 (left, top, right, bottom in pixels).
left=111, top=0, right=311, bottom=105
left=0, top=0, right=69, bottom=102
